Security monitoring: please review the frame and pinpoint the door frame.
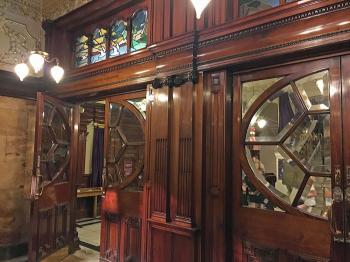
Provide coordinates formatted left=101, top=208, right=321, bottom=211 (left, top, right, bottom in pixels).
left=231, top=57, right=344, bottom=260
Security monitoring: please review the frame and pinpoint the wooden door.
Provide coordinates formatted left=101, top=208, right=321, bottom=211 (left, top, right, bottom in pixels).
left=341, top=55, right=350, bottom=261
left=232, top=57, right=345, bottom=261
left=29, top=93, right=79, bottom=261
left=100, top=93, right=147, bottom=262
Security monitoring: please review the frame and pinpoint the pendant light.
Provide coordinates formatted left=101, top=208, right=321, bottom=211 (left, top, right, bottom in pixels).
left=191, top=0, right=211, bottom=19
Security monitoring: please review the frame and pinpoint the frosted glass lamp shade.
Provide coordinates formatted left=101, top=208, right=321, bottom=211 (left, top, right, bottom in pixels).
left=51, top=65, right=64, bottom=84
left=29, top=52, right=45, bottom=73
left=191, top=0, right=211, bottom=19
left=14, top=63, right=29, bottom=81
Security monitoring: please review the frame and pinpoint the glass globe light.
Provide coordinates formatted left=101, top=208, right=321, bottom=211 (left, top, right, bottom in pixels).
left=14, top=63, right=29, bottom=81
left=191, top=0, right=211, bottom=19
left=29, top=52, right=45, bottom=73
left=50, top=65, right=64, bottom=84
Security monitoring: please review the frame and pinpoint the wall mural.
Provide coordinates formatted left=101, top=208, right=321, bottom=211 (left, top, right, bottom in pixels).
left=0, top=0, right=91, bottom=73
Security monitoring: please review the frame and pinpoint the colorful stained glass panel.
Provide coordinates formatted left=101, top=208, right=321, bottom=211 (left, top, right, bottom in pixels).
left=131, top=10, right=148, bottom=52
left=91, top=28, right=108, bottom=64
left=110, top=21, right=128, bottom=58
left=75, top=35, right=89, bottom=68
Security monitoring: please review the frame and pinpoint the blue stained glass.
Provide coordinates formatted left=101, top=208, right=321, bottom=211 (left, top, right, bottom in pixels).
left=110, top=20, right=128, bottom=58
left=131, top=10, right=148, bottom=52
left=75, top=35, right=89, bottom=68
left=91, top=28, right=108, bottom=64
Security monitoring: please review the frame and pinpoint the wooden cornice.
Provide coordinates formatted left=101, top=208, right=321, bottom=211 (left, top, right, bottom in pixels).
left=0, top=70, right=46, bottom=100
left=49, top=0, right=350, bottom=99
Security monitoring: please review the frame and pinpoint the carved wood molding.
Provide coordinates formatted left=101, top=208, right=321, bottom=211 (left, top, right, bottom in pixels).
left=198, top=0, right=350, bottom=49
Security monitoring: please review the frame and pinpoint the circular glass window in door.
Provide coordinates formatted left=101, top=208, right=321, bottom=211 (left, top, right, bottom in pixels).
left=107, top=101, right=145, bottom=191
left=241, top=71, right=332, bottom=218
left=40, top=102, right=71, bottom=185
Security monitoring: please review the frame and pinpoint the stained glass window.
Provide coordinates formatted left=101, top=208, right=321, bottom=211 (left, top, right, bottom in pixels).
left=75, top=35, right=89, bottom=68
left=91, top=28, right=108, bottom=64
left=110, top=21, right=128, bottom=58
left=131, top=10, right=148, bottom=52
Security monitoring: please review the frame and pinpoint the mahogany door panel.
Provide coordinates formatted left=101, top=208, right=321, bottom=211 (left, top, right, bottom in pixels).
left=29, top=93, right=77, bottom=262
left=232, top=57, right=346, bottom=261
left=100, top=94, right=146, bottom=262
left=341, top=55, right=350, bottom=261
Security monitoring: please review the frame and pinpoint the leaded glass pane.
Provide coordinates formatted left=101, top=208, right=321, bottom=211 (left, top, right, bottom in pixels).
left=245, top=145, right=305, bottom=204
left=75, top=35, right=89, bottom=68
left=297, top=176, right=331, bottom=218
left=295, top=71, right=330, bottom=111
left=91, top=28, right=108, bottom=64
left=242, top=77, right=282, bottom=117
left=284, top=114, right=331, bottom=174
left=128, top=98, right=147, bottom=118
left=240, top=0, right=279, bottom=17
left=131, top=10, right=148, bottom=52
left=110, top=21, right=128, bottom=58
left=245, top=85, right=304, bottom=143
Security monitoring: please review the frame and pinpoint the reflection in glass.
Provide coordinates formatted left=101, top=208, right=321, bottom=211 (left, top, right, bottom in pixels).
left=110, top=21, right=128, bottom=58
left=51, top=109, right=68, bottom=142
left=246, top=85, right=303, bottom=142
left=107, top=103, right=145, bottom=190
left=297, top=176, right=331, bottom=218
left=246, top=145, right=304, bottom=204
left=241, top=77, right=282, bottom=117
left=240, top=0, right=279, bottom=17
left=242, top=172, right=283, bottom=211
left=109, top=103, right=123, bottom=127
left=128, top=98, right=147, bottom=118
left=295, top=71, right=330, bottom=111
left=91, top=28, right=108, bottom=64
left=131, top=10, right=148, bottom=52
left=284, top=114, right=331, bottom=174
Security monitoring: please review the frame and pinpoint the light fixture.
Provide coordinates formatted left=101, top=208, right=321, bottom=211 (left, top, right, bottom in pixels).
left=191, top=0, right=211, bottom=19
left=14, top=50, right=65, bottom=84
left=14, top=63, right=29, bottom=82
left=257, top=119, right=267, bottom=129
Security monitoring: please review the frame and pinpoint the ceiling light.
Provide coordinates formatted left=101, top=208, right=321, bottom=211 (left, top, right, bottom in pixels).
left=191, top=0, right=211, bottom=19
left=14, top=63, right=29, bottom=81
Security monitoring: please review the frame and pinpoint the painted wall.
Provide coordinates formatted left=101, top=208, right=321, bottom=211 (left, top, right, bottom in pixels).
left=0, top=96, right=35, bottom=247
left=0, top=0, right=91, bottom=73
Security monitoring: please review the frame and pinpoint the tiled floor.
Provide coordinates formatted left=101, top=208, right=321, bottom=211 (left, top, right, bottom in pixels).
left=61, top=247, right=100, bottom=262
left=76, top=218, right=101, bottom=251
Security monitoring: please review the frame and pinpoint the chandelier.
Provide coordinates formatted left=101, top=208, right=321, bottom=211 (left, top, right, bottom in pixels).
left=191, top=0, right=211, bottom=19
left=14, top=50, right=64, bottom=84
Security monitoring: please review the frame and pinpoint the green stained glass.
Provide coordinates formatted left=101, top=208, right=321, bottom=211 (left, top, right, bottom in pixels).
left=75, top=35, right=89, bottom=68
left=91, top=28, right=108, bottom=64
left=110, top=21, right=128, bottom=58
left=128, top=98, right=147, bottom=118
left=131, top=10, right=148, bottom=52
left=240, top=0, right=280, bottom=17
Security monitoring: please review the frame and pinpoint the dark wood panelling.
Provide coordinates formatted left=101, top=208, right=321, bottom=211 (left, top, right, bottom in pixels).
left=203, top=71, right=231, bottom=262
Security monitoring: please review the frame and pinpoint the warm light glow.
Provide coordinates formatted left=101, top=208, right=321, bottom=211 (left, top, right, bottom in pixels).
left=299, top=26, right=323, bottom=35
left=257, top=119, right=267, bottom=129
left=29, top=52, right=45, bottom=73
left=148, top=93, right=155, bottom=102
left=191, top=0, right=211, bottom=19
left=50, top=65, right=64, bottom=84
left=316, top=79, right=324, bottom=94
left=338, top=21, right=350, bottom=26
left=14, top=63, right=29, bottom=81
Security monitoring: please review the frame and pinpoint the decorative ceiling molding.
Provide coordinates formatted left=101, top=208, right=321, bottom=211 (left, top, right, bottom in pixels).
left=42, top=0, right=93, bottom=21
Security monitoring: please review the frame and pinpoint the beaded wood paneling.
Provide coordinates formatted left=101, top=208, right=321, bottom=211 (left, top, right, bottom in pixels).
left=152, top=138, right=168, bottom=214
